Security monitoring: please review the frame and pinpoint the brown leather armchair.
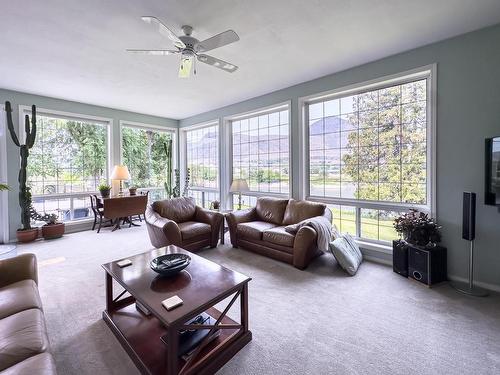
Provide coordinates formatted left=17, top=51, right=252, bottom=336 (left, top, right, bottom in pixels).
left=145, top=197, right=223, bottom=252
left=227, top=197, right=332, bottom=269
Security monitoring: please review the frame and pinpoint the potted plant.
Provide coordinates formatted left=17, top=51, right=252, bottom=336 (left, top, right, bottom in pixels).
left=98, top=183, right=111, bottom=198
left=210, top=200, right=220, bottom=210
left=393, top=209, right=441, bottom=248
left=129, top=186, right=138, bottom=196
left=5, top=101, right=39, bottom=243
left=32, top=211, right=65, bottom=240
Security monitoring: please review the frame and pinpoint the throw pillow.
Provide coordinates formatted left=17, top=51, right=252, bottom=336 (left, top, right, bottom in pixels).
left=329, top=233, right=363, bottom=276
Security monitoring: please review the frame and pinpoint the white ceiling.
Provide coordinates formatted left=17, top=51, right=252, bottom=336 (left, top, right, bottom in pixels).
left=1, top=0, right=500, bottom=120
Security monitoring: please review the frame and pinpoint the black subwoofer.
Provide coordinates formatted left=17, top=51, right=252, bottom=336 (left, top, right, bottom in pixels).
left=408, top=245, right=447, bottom=286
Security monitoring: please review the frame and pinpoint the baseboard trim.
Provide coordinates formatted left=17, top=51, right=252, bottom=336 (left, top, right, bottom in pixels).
left=447, top=274, right=500, bottom=293
left=363, top=254, right=392, bottom=266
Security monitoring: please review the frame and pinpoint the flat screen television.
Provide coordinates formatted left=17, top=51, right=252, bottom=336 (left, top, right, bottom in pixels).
left=485, top=136, right=500, bottom=205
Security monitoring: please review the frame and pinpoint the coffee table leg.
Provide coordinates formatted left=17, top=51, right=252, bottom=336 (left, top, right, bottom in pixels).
left=241, top=283, right=248, bottom=332
left=166, top=327, right=178, bottom=375
left=105, top=272, right=113, bottom=311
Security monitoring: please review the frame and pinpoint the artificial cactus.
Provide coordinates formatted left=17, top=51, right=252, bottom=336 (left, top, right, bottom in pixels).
left=163, top=140, right=173, bottom=198
left=5, top=101, right=37, bottom=230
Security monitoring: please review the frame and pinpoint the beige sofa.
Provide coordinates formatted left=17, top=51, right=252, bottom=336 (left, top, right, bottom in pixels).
left=0, top=254, right=57, bottom=374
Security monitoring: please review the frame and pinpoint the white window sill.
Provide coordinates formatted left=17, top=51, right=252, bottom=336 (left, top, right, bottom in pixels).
left=356, top=240, right=393, bottom=254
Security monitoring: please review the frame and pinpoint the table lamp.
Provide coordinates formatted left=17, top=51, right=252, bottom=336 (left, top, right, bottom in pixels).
left=229, top=179, right=249, bottom=210
left=110, top=165, right=131, bottom=196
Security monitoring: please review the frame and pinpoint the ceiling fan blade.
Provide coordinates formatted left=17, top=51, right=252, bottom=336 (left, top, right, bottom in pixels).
left=197, top=30, right=239, bottom=53
left=126, top=49, right=179, bottom=55
left=197, top=54, right=238, bottom=73
left=141, top=16, right=186, bottom=49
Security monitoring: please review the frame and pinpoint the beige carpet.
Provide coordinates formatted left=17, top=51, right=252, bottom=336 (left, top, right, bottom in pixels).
left=15, top=226, right=500, bottom=375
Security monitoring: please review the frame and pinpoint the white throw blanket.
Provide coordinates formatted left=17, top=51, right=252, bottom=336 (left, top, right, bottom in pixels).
left=285, top=216, right=332, bottom=252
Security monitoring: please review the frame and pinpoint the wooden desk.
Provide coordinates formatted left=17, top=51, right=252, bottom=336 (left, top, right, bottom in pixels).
left=99, top=195, right=147, bottom=231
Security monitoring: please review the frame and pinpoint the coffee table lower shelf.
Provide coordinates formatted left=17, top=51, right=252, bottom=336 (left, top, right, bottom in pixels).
left=103, top=303, right=251, bottom=375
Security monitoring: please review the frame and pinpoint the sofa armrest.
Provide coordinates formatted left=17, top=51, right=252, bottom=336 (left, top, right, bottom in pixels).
left=0, top=253, right=38, bottom=288
left=293, top=226, right=319, bottom=270
left=145, top=205, right=182, bottom=248
left=195, top=207, right=224, bottom=247
left=226, top=208, right=257, bottom=247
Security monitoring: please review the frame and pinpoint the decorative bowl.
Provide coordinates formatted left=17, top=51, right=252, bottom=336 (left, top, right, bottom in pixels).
left=150, top=254, right=191, bottom=277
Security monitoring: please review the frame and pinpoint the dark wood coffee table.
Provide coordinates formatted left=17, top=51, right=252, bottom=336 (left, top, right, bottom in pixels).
left=102, top=246, right=252, bottom=375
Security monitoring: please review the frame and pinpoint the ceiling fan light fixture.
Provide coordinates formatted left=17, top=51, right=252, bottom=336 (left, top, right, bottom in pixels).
left=179, top=52, right=194, bottom=78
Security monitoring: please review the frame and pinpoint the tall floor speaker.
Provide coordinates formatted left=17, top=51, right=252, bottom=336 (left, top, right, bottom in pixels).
left=451, top=192, right=489, bottom=296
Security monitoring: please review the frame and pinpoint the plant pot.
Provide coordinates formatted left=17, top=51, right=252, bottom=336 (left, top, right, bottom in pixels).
left=100, top=189, right=110, bottom=198
left=42, top=223, right=65, bottom=240
left=16, top=228, right=39, bottom=243
left=129, top=188, right=137, bottom=196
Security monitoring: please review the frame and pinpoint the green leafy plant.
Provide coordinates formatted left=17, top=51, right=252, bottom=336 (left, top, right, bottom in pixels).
left=393, top=209, right=441, bottom=247
left=0, top=183, right=9, bottom=191
left=5, top=101, right=37, bottom=231
left=98, top=183, right=111, bottom=191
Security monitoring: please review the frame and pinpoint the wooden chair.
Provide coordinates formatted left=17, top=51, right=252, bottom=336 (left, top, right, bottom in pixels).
left=90, top=194, right=112, bottom=233
left=133, top=190, right=149, bottom=222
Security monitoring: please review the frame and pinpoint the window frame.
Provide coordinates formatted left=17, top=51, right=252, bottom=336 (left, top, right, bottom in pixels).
left=298, top=65, right=436, bottom=244
left=19, top=105, right=113, bottom=223
left=119, top=120, right=178, bottom=198
left=180, top=120, right=221, bottom=208
left=225, top=101, right=292, bottom=205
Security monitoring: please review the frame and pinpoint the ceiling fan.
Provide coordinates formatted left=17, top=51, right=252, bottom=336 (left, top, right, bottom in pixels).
left=127, top=16, right=240, bottom=78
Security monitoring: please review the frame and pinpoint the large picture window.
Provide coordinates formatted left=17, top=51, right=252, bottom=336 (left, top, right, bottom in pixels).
left=121, top=123, right=175, bottom=202
left=231, top=107, right=290, bottom=197
left=306, top=72, right=432, bottom=244
left=185, top=124, right=219, bottom=208
left=27, top=111, right=109, bottom=222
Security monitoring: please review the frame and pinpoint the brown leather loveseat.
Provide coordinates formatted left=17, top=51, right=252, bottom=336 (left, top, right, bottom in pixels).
left=0, top=254, right=57, bottom=374
left=145, top=197, right=223, bottom=251
left=227, top=197, right=332, bottom=269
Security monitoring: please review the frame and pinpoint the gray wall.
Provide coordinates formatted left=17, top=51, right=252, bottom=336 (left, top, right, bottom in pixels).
left=0, top=88, right=178, bottom=240
left=180, top=24, right=500, bottom=288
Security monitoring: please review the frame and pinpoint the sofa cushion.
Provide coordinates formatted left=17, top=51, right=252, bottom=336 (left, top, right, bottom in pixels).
left=152, top=197, right=196, bottom=223
left=0, top=309, right=49, bottom=371
left=0, top=353, right=56, bottom=375
left=237, top=221, right=277, bottom=241
left=263, top=226, right=295, bottom=247
left=282, top=199, right=326, bottom=225
left=0, top=280, right=42, bottom=320
left=255, top=197, right=289, bottom=225
left=178, top=221, right=211, bottom=240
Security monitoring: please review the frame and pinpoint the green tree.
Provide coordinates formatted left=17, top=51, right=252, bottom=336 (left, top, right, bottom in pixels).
left=342, top=81, right=427, bottom=204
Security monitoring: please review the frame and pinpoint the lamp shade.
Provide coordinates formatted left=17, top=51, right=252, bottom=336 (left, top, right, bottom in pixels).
left=110, top=165, right=131, bottom=181
left=229, top=179, right=249, bottom=193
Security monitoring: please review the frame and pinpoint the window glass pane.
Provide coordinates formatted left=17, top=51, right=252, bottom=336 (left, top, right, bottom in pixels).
left=361, top=209, right=403, bottom=242
left=308, top=78, right=428, bottom=206
left=232, top=109, right=290, bottom=195
left=185, top=125, right=219, bottom=190
left=28, top=114, right=108, bottom=223
left=122, top=126, right=173, bottom=195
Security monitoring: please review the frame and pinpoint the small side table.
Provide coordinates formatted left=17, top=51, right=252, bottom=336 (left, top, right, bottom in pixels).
left=209, top=209, right=233, bottom=245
